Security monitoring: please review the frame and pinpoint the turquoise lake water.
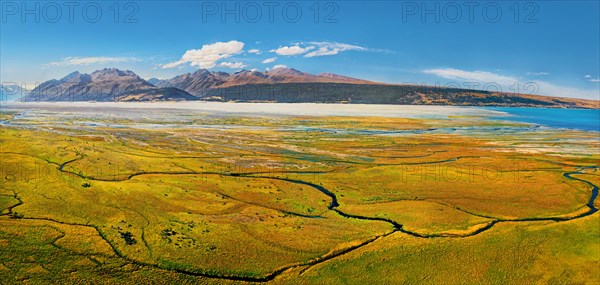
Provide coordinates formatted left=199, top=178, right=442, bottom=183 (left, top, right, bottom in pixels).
left=485, top=107, right=600, bottom=132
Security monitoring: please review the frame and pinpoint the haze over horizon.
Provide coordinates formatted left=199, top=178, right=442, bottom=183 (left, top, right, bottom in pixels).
left=1, top=1, right=599, bottom=99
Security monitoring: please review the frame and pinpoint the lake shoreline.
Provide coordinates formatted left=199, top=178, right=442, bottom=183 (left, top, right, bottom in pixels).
left=1, top=102, right=598, bottom=132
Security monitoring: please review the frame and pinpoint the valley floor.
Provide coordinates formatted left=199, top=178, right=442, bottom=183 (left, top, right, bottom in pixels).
left=0, top=105, right=598, bottom=284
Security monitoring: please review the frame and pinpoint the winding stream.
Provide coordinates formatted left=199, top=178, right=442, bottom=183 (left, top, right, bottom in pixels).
left=1, top=151, right=599, bottom=282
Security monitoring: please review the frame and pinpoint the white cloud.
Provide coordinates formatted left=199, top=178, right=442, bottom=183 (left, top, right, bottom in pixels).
left=262, top=57, right=277, bottom=64
left=585, top=75, right=592, bottom=78
left=535, top=81, right=599, bottom=99
left=161, top=40, right=245, bottom=69
left=526, top=72, right=549, bottom=76
left=304, top=42, right=367, bottom=58
left=590, top=79, right=600, bottom=82
left=270, top=45, right=314, bottom=56
left=304, top=47, right=339, bottom=57
left=270, top=42, right=370, bottom=58
left=47, top=56, right=139, bottom=66
left=423, top=68, right=599, bottom=100
left=270, top=41, right=373, bottom=58
left=423, top=68, right=518, bottom=85
left=266, top=64, right=288, bottom=71
left=248, top=49, right=261, bottom=54
left=218, top=61, right=247, bottom=69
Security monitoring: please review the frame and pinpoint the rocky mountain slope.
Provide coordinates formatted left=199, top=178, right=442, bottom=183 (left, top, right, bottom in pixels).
left=22, top=68, right=196, bottom=102
left=150, top=68, right=373, bottom=96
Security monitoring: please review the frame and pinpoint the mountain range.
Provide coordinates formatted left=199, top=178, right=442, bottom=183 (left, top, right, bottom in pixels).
left=148, top=68, right=374, bottom=96
left=23, top=68, right=195, bottom=102
left=20, top=68, right=599, bottom=108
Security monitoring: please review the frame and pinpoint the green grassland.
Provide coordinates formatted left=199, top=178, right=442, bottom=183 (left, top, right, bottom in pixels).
left=0, top=112, right=598, bottom=284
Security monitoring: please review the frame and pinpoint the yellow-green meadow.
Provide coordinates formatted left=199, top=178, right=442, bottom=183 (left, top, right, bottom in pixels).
left=0, top=104, right=598, bottom=284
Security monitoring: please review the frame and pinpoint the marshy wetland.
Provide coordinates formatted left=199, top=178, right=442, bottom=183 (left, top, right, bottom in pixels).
left=0, top=103, right=598, bottom=284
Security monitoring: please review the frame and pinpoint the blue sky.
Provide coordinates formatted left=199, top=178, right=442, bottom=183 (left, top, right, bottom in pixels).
left=1, top=1, right=599, bottom=99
